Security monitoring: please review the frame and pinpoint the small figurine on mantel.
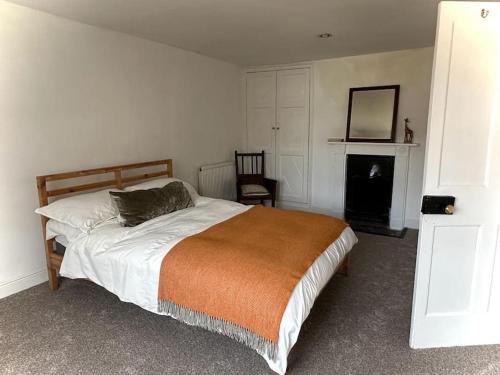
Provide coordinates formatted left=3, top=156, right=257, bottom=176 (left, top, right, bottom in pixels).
left=404, top=118, right=414, bottom=144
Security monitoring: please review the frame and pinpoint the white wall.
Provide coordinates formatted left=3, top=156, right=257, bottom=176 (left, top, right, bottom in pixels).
left=311, top=48, right=434, bottom=228
left=0, top=1, right=243, bottom=298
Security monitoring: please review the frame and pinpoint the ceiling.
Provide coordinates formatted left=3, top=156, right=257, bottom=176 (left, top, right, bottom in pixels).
left=5, top=0, right=468, bottom=66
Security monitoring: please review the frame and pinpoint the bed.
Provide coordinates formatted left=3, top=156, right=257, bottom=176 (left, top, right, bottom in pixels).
left=36, top=159, right=357, bottom=374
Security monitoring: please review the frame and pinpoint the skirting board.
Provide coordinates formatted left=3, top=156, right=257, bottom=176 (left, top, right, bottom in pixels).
left=0, top=270, right=47, bottom=300
left=309, top=206, right=344, bottom=219
left=277, top=200, right=312, bottom=211
left=405, top=218, right=420, bottom=230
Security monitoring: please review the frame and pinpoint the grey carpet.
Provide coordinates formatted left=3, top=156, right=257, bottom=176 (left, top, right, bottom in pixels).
left=1, top=230, right=499, bottom=375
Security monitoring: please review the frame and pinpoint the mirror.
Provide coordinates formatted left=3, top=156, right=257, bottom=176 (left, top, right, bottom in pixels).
left=346, top=85, right=400, bottom=142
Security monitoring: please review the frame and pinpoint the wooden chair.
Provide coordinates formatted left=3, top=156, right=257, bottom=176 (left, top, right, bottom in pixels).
left=235, top=151, right=277, bottom=207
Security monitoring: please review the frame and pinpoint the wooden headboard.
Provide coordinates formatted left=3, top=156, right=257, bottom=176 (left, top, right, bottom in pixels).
left=36, top=159, right=173, bottom=291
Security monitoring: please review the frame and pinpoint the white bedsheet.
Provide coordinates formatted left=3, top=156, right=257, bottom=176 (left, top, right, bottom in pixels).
left=60, top=197, right=357, bottom=374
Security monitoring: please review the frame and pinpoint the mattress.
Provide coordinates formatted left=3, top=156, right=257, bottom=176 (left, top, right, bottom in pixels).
left=59, top=197, right=357, bottom=374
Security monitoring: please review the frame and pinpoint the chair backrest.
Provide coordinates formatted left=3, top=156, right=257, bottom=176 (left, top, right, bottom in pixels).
left=235, top=151, right=265, bottom=185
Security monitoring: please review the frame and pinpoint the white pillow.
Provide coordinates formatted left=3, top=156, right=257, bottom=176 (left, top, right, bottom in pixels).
left=125, top=178, right=200, bottom=202
left=46, top=219, right=85, bottom=242
left=35, top=189, right=118, bottom=233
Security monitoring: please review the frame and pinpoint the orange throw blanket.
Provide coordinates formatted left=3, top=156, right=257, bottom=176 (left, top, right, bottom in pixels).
left=158, top=206, right=347, bottom=358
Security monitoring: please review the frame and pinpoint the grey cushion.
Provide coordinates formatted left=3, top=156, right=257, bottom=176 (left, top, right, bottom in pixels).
left=241, top=184, right=269, bottom=196
left=109, top=181, right=193, bottom=227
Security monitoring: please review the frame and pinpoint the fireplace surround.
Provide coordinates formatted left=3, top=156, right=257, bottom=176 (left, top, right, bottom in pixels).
left=327, top=141, right=418, bottom=230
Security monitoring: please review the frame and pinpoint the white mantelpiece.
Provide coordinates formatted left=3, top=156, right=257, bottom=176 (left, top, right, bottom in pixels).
left=328, top=141, right=419, bottom=230
left=327, top=141, right=419, bottom=147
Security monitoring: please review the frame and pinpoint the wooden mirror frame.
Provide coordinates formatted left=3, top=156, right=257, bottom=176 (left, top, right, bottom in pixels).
left=345, top=85, right=400, bottom=143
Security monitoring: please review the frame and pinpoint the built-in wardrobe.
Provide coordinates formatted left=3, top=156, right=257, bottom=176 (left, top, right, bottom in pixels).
left=245, top=68, right=310, bottom=204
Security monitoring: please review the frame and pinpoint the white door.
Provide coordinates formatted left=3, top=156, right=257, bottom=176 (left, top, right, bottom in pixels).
left=276, top=68, right=310, bottom=203
left=410, top=2, right=500, bottom=348
left=246, top=71, right=277, bottom=179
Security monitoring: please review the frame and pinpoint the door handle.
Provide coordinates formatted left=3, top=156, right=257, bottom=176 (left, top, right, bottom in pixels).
left=421, top=195, right=456, bottom=215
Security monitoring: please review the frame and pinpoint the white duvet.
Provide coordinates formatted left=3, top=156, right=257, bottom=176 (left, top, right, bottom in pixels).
left=60, top=197, right=357, bottom=374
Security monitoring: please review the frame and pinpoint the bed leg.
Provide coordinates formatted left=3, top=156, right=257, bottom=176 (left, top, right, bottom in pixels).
left=338, top=254, right=350, bottom=276
left=47, top=267, right=59, bottom=290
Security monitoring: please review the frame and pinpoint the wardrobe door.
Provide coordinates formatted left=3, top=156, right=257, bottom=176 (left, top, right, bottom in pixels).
left=246, top=71, right=277, bottom=178
left=276, top=68, right=310, bottom=203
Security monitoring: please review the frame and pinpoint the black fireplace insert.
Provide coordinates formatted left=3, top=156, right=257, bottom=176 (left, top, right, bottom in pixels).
left=344, top=154, right=395, bottom=225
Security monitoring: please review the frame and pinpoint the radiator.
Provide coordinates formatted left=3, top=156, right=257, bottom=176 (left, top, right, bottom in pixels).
left=198, top=161, right=236, bottom=201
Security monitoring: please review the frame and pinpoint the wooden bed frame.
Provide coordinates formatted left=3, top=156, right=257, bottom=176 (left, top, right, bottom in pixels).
left=36, top=158, right=348, bottom=291
left=36, top=159, right=173, bottom=290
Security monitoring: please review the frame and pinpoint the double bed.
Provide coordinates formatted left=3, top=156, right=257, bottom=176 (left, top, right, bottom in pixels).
left=36, top=159, right=357, bottom=374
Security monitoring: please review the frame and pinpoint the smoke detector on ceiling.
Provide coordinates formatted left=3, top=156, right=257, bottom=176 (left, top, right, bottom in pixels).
left=317, top=33, right=333, bottom=39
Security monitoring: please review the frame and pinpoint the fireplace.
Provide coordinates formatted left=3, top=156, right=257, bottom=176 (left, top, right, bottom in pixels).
left=344, top=154, right=395, bottom=226
left=327, top=141, right=417, bottom=233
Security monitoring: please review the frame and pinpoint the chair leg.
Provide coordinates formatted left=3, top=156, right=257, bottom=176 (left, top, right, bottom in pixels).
left=260, top=199, right=264, bottom=205
left=271, top=198, right=276, bottom=207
